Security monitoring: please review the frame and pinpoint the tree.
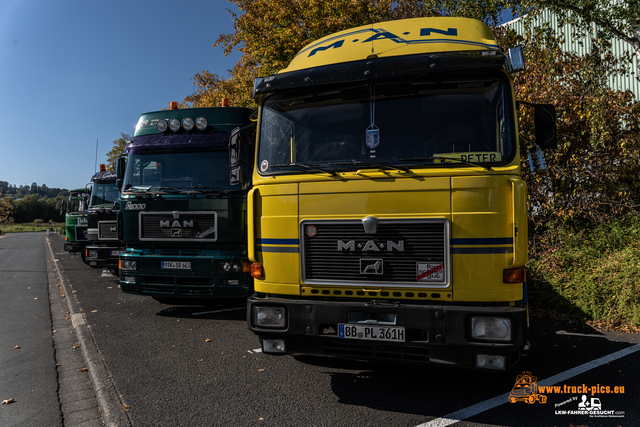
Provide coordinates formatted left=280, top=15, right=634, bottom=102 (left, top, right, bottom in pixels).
left=523, top=0, right=640, bottom=79
left=184, top=0, right=521, bottom=107
left=0, top=191, right=12, bottom=234
left=105, top=132, right=131, bottom=170
left=496, top=22, right=640, bottom=234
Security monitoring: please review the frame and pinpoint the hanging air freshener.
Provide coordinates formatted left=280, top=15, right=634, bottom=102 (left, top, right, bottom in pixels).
left=365, top=84, right=380, bottom=149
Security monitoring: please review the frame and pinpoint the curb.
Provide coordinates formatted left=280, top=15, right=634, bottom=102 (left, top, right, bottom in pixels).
left=46, top=236, right=132, bottom=427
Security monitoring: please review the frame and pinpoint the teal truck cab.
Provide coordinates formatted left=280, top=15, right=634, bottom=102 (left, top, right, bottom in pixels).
left=85, top=164, right=126, bottom=273
left=116, top=102, right=254, bottom=301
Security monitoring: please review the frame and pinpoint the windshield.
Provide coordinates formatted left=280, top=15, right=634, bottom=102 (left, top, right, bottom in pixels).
left=257, top=73, right=515, bottom=174
left=68, top=193, right=87, bottom=213
left=89, top=184, right=119, bottom=207
left=122, top=150, right=235, bottom=193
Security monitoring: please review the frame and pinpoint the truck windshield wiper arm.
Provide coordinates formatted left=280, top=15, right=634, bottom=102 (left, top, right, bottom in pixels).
left=433, top=155, right=492, bottom=171
left=398, top=156, right=491, bottom=170
left=327, top=161, right=410, bottom=173
left=152, top=187, right=185, bottom=194
left=182, top=186, right=228, bottom=195
left=270, top=163, right=338, bottom=176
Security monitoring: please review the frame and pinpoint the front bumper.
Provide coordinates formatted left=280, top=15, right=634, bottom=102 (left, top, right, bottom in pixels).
left=85, top=245, right=125, bottom=268
left=119, top=253, right=251, bottom=299
left=248, top=296, right=528, bottom=371
left=64, top=241, right=87, bottom=253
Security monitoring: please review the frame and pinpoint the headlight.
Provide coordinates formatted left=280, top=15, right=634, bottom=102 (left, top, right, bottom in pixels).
left=471, top=317, right=512, bottom=342
left=220, top=261, right=243, bottom=272
left=156, top=119, right=168, bottom=132
left=182, top=117, right=194, bottom=131
left=253, top=306, right=286, bottom=328
left=88, top=249, right=98, bottom=258
left=120, top=260, right=137, bottom=271
left=195, top=116, right=208, bottom=131
left=168, top=118, right=181, bottom=132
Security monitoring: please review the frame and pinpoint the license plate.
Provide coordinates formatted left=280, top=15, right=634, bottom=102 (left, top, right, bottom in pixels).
left=110, top=250, right=124, bottom=256
left=338, top=324, right=405, bottom=342
left=161, top=261, right=191, bottom=270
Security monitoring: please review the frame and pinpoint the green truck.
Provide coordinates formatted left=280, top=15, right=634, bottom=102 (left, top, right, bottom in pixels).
left=116, top=103, right=254, bottom=302
left=62, top=188, right=89, bottom=260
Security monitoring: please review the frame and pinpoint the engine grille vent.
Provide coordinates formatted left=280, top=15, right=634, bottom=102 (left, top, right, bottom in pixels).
left=301, top=218, right=449, bottom=288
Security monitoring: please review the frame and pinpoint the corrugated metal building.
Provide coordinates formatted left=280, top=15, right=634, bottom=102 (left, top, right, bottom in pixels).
left=503, top=10, right=639, bottom=99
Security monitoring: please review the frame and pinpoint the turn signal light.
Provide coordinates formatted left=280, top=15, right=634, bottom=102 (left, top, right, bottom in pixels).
left=503, top=267, right=525, bottom=283
left=242, top=262, right=251, bottom=273
left=251, top=263, right=264, bottom=279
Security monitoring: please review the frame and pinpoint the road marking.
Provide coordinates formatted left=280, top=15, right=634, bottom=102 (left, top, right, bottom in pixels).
left=191, top=307, right=244, bottom=316
left=416, top=344, right=640, bottom=427
left=71, top=313, right=86, bottom=328
left=556, top=330, right=607, bottom=338
left=248, top=348, right=263, bottom=354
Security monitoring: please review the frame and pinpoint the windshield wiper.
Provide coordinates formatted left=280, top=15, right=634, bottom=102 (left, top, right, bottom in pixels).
left=122, top=185, right=154, bottom=196
left=398, top=156, right=491, bottom=171
left=327, top=161, right=410, bottom=173
left=270, top=163, right=338, bottom=176
left=152, top=187, right=185, bottom=195
left=433, top=155, right=492, bottom=171
left=182, top=186, right=228, bottom=195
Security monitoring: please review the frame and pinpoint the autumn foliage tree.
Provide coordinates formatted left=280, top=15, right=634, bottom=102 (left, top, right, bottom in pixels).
left=184, top=0, right=521, bottom=107
left=105, top=132, right=131, bottom=170
left=496, top=22, right=640, bottom=246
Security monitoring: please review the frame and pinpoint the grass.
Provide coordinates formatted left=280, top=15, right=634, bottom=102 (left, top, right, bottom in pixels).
left=528, top=216, right=640, bottom=331
left=0, top=222, right=65, bottom=234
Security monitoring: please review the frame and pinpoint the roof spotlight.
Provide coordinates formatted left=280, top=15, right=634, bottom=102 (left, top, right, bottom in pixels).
left=195, top=116, right=208, bottom=131
left=182, top=117, right=194, bottom=131
left=168, top=118, right=181, bottom=132
left=156, top=119, right=168, bottom=132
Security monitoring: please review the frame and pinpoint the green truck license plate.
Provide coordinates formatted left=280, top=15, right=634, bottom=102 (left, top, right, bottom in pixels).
left=338, top=324, right=405, bottom=342
left=161, top=261, right=191, bottom=270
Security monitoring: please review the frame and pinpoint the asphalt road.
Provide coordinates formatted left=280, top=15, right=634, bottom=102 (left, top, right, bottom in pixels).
left=5, top=232, right=640, bottom=426
left=0, top=232, right=61, bottom=426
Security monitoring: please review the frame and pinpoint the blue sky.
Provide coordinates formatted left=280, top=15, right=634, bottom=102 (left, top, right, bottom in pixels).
left=0, top=0, right=241, bottom=191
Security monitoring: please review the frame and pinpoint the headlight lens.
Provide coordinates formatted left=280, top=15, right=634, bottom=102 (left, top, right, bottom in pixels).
left=168, top=118, right=181, bottom=132
left=195, top=116, right=208, bottom=131
left=120, top=260, right=137, bottom=271
left=254, top=306, right=286, bottom=328
left=156, top=119, right=168, bottom=132
left=471, top=317, right=512, bottom=342
left=88, top=249, right=98, bottom=258
left=182, top=117, right=194, bottom=131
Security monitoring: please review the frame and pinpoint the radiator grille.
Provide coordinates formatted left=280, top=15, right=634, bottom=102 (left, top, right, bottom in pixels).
left=75, top=225, right=88, bottom=241
left=98, top=221, right=119, bottom=240
left=301, top=218, right=449, bottom=288
left=140, top=211, right=217, bottom=242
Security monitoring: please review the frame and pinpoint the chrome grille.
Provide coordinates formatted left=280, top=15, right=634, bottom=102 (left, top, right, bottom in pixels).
left=300, top=218, right=449, bottom=288
left=139, top=211, right=217, bottom=242
left=98, top=221, right=119, bottom=240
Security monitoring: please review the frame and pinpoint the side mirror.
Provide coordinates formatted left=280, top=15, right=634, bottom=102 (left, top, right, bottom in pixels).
left=534, top=104, right=557, bottom=149
left=507, top=46, right=525, bottom=73
left=116, top=156, right=126, bottom=189
left=229, top=128, right=243, bottom=186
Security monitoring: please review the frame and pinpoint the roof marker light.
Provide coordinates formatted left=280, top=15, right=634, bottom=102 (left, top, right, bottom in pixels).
left=221, top=98, right=230, bottom=107
left=169, top=101, right=179, bottom=110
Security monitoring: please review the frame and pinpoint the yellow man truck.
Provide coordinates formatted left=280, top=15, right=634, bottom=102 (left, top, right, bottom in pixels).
left=242, top=17, right=556, bottom=371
